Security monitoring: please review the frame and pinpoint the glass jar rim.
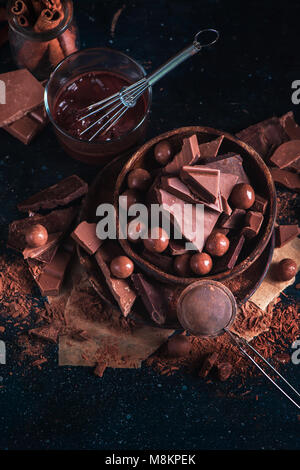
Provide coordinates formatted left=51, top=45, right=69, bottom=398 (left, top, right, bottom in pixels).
left=44, top=47, right=152, bottom=146
left=7, top=0, right=74, bottom=42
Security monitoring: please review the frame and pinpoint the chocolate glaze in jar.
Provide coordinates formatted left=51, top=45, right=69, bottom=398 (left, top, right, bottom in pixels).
left=45, top=48, right=152, bottom=166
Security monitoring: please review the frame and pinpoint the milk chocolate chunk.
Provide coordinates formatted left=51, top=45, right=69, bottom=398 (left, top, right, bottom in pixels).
left=0, top=69, right=44, bottom=126
left=95, top=241, right=136, bottom=317
left=4, top=104, right=48, bottom=145
left=71, top=221, right=102, bottom=255
left=217, top=362, right=233, bottom=381
left=180, top=166, right=220, bottom=204
left=204, top=155, right=250, bottom=184
left=131, top=273, right=166, bottom=325
left=213, top=234, right=245, bottom=273
left=219, top=173, right=239, bottom=199
left=163, top=134, right=199, bottom=174
left=220, top=208, right=246, bottom=229
left=156, top=189, right=220, bottom=252
left=198, top=135, right=224, bottom=158
left=35, top=238, right=75, bottom=296
left=275, top=224, right=300, bottom=248
left=242, top=211, right=264, bottom=238
left=8, top=206, right=78, bottom=252
left=270, top=167, right=300, bottom=192
left=236, top=116, right=288, bottom=160
left=270, top=140, right=300, bottom=169
left=142, top=249, right=173, bottom=272
left=252, top=194, right=268, bottom=214
left=198, top=352, right=219, bottom=378
left=18, top=175, right=88, bottom=212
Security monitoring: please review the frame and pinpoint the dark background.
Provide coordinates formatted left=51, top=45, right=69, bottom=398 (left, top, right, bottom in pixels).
left=0, top=0, right=299, bottom=450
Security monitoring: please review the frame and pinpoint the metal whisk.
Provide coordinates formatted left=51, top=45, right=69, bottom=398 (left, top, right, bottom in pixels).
left=78, top=29, right=220, bottom=141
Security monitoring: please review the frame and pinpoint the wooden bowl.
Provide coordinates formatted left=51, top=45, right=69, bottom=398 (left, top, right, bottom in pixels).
left=114, top=126, right=277, bottom=285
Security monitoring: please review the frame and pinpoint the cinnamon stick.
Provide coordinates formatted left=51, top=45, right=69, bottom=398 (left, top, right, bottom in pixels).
left=11, top=0, right=29, bottom=16
left=34, top=8, right=63, bottom=32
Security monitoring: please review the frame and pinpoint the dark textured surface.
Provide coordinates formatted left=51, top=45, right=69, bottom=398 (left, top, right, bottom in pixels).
left=0, top=0, right=299, bottom=450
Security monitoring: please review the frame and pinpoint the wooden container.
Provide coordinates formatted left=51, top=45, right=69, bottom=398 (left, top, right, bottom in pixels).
left=113, top=126, right=277, bottom=285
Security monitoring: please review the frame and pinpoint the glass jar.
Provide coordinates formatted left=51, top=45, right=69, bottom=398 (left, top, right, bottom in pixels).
left=45, top=48, right=152, bottom=166
left=7, top=0, right=80, bottom=80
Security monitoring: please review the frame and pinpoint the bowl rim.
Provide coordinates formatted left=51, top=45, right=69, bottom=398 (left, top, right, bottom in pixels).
left=113, top=126, right=277, bottom=285
left=44, top=46, right=152, bottom=145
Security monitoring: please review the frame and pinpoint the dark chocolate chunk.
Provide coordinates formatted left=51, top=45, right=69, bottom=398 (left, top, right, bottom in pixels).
left=71, top=221, right=102, bottom=255
left=198, top=352, right=219, bottom=378
left=204, top=155, right=250, bottom=184
left=131, top=273, right=166, bottom=325
left=198, top=135, right=224, bottom=158
left=163, top=134, right=199, bottom=174
left=217, top=362, right=233, bottom=381
left=142, top=248, right=173, bottom=272
left=18, top=175, right=88, bottom=212
left=213, top=234, right=245, bottom=273
left=275, top=225, right=300, bottom=248
left=236, top=116, right=288, bottom=160
left=269, top=140, right=300, bottom=169
left=270, top=167, right=300, bottom=192
left=242, top=211, right=264, bottom=238
left=280, top=111, right=300, bottom=140
left=220, top=208, right=246, bottom=229
left=0, top=69, right=44, bottom=127
left=4, top=104, right=48, bottom=145
left=252, top=194, right=268, bottom=214
left=95, top=241, right=136, bottom=317
left=8, top=206, right=78, bottom=252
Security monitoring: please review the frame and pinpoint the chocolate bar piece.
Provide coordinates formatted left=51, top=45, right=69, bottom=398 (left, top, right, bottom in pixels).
left=269, top=140, right=300, bottom=169
left=275, top=224, right=300, bottom=248
left=163, top=134, right=199, bottom=174
left=204, top=155, right=250, bottom=184
left=0, top=69, right=44, bottom=127
left=142, top=249, right=173, bottom=272
left=280, top=111, right=300, bottom=140
left=8, top=206, right=78, bottom=252
left=95, top=241, right=136, bottom=317
left=34, top=238, right=75, bottom=296
left=131, top=273, right=166, bottom=325
left=213, top=234, right=245, bottom=273
left=236, top=116, right=288, bottom=160
left=156, top=188, right=220, bottom=252
left=71, top=221, right=102, bottom=255
left=22, top=232, right=62, bottom=262
left=161, top=176, right=223, bottom=212
left=220, top=208, right=246, bottom=229
left=18, top=175, right=88, bottom=212
left=219, top=172, right=239, bottom=199
left=270, top=167, right=300, bottom=192
left=242, top=211, right=264, bottom=238
left=180, top=166, right=220, bottom=204
left=252, top=194, right=268, bottom=214
left=198, top=135, right=224, bottom=158
left=4, top=104, right=48, bottom=145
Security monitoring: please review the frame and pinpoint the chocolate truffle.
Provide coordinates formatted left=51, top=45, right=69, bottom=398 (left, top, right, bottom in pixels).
left=275, top=258, right=297, bottom=281
left=230, top=183, right=255, bottom=209
left=127, top=219, right=147, bottom=243
left=166, top=335, right=191, bottom=357
left=205, top=232, right=230, bottom=257
left=127, top=168, right=151, bottom=191
left=110, top=256, right=134, bottom=279
left=25, top=224, right=48, bottom=248
left=143, top=227, right=169, bottom=253
left=173, top=253, right=192, bottom=277
left=154, top=140, right=172, bottom=165
left=119, top=189, right=140, bottom=210
left=190, top=252, right=213, bottom=275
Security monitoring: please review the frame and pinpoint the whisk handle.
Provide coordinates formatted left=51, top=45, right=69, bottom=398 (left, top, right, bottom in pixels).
left=147, top=29, right=219, bottom=87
